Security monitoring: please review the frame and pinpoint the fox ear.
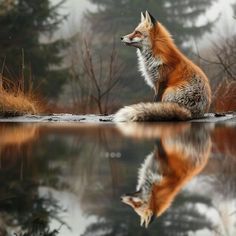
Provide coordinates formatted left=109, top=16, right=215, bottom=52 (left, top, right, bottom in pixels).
left=140, top=210, right=155, bottom=228
left=145, top=11, right=157, bottom=27
left=141, top=12, right=145, bottom=22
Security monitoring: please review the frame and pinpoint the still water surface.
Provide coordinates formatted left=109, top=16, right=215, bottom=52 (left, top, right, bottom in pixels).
left=0, top=122, right=235, bottom=236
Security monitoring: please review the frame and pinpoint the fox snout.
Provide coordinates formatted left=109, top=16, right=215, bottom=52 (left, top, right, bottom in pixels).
left=120, top=34, right=132, bottom=44
left=120, top=194, right=129, bottom=203
left=121, top=32, right=143, bottom=48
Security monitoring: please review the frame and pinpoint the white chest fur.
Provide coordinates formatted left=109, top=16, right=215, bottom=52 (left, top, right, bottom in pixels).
left=137, top=152, right=163, bottom=195
left=137, top=48, right=163, bottom=90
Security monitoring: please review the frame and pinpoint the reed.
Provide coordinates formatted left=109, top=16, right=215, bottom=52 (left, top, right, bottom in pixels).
left=0, top=53, right=41, bottom=117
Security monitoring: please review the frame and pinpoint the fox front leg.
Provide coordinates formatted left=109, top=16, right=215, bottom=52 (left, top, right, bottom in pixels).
left=153, top=84, right=160, bottom=102
left=153, top=93, right=159, bottom=102
left=153, top=81, right=166, bottom=102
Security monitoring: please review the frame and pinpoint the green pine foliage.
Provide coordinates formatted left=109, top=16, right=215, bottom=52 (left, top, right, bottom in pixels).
left=87, top=0, right=218, bottom=47
left=0, top=0, right=68, bottom=98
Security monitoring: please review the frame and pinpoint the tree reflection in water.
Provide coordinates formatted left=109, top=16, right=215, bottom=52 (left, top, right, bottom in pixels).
left=0, top=123, right=235, bottom=236
left=82, top=123, right=215, bottom=236
left=0, top=124, right=67, bottom=236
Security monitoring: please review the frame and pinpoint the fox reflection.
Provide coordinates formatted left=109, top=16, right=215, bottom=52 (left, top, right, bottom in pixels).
left=120, top=124, right=211, bottom=228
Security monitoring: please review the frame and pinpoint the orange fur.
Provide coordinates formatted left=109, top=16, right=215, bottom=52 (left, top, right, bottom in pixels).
left=117, top=13, right=212, bottom=122
left=120, top=124, right=211, bottom=226
left=150, top=23, right=211, bottom=99
left=151, top=144, right=210, bottom=217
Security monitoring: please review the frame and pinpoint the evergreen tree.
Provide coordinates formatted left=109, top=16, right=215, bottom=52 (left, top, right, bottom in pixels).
left=87, top=0, right=217, bottom=48
left=86, top=0, right=218, bottom=102
left=0, top=0, right=68, bottom=98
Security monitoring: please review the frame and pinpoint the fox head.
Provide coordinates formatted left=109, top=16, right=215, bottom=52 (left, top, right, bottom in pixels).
left=121, top=11, right=157, bottom=49
left=121, top=190, right=155, bottom=228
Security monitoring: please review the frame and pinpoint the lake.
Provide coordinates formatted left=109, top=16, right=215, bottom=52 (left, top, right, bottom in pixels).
left=0, top=121, right=235, bottom=236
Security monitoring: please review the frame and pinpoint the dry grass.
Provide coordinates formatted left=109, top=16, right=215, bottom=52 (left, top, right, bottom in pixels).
left=0, top=124, right=38, bottom=146
left=0, top=89, right=39, bottom=116
left=0, top=52, right=43, bottom=117
left=212, top=80, right=236, bottom=112
left=0, top=71, right=41, bottom=116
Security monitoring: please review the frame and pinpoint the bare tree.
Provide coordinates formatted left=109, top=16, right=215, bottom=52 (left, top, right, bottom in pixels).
left=66, top=34, right=123, bottom=114
left=196, top=34, right=236, bottom=112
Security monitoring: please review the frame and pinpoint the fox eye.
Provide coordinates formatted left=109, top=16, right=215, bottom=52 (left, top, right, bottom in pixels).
left=130, top=197, right=142, bottom=207
left=131, top=200, right=142, bottom=208
left=135, top=30, right=142, bottom=36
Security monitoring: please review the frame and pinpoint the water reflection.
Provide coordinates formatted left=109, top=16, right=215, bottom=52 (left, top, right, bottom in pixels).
left=0, top=124, right=67, bottom=236
left=0, top=122, right=235, bottom=236
left=120, top=123, right=211, bottom=228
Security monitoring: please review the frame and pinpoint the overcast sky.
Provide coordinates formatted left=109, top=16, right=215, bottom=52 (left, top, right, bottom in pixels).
left=52, top=0, right=94, bottom=36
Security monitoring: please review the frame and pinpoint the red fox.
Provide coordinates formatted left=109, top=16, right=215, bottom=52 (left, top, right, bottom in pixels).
left=114, top=11, right=211, bottom=122
left=120, top=124, right=211, bottom=228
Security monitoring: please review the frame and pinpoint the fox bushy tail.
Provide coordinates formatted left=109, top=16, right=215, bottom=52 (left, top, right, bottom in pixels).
left=114, top=102, right=192, bottom=122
